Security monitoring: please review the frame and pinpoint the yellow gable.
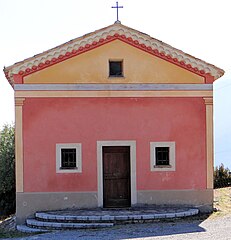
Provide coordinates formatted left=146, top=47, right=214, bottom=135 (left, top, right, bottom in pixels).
left=24, top=40, right=204, bottom=84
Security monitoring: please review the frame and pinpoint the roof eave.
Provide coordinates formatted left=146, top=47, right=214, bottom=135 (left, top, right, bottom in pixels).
left=4, top=22, right=225, bottom=86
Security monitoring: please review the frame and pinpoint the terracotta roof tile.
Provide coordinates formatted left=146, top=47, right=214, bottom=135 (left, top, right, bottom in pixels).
left=4, top=23, right=224, bottom=85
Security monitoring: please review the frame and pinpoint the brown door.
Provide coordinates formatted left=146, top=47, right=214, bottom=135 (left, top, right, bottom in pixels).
left=103, top=146, right=131, bottom=208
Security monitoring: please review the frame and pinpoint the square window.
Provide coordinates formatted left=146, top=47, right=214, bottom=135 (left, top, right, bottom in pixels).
left=150, top=142, right=175, bottom=171
left=155, top=147, right=169, bottom=166
left=109, top=61, right=123, bottom=77
left=56, top=143, right=82, bottom=173
left=61, top=148, right=77, bottom=169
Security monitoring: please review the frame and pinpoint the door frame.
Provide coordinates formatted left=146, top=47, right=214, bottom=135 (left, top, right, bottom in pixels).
left=97, top=141, right=137, bottom=207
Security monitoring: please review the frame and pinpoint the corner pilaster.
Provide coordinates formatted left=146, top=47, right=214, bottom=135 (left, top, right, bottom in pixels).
left=203, top=97, right=213, bottom=189
left=15, top=97, right=25, bottom=193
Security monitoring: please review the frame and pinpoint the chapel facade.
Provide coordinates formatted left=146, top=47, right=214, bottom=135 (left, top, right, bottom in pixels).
left=4, top=23, right=224, bottom=223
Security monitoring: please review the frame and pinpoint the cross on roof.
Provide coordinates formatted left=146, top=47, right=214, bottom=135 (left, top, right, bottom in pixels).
left=111, top=1, right=123, bottom=23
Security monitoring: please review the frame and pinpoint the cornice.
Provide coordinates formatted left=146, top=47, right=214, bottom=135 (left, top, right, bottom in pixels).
left=14, top=83, right=213, bottom=91
left=4, top=23, right=224, bottom=86
left=203, top=97, right=213, bottom=105
left=15, top=97, right=25, bottom=106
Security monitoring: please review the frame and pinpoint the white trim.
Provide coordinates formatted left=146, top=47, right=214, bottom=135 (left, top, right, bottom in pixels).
left=150, top=142, right=176, bottom=172
left=97, top=140, right=137, bottom=207
left=56, top=143, right=82, bottom=173
left=14, top=83, right=213, bottom=91
left=15, top=90, right=213, bottom=98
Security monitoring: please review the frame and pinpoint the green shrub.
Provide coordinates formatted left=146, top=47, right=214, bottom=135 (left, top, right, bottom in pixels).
left=0, top=124, right=15, bottom=215
left=214, top=163, right=231, bottom=189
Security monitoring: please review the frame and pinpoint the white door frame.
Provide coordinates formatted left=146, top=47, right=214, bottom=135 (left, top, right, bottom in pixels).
left=97, top=140, right=137, bottom=207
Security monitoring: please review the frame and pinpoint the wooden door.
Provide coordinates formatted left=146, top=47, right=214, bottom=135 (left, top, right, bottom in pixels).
left=103, top=146, right=131, bottom=208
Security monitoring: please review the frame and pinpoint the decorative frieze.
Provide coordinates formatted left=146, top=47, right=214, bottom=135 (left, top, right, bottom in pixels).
left=4, top=23, right=224, bottom=86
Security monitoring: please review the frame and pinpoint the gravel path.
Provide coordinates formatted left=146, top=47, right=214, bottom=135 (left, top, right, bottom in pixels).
left=3, top=214, right=231, bottom=240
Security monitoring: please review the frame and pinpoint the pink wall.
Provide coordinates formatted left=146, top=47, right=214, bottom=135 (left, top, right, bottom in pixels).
left=23, top=97, right=206, bottom=192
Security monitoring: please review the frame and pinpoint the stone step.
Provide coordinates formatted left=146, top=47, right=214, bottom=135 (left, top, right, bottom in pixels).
left=17, top=224, right=50, bottom=233
left=26, top=218, right=114, bottom=230
left=35, top=208, right=199, bottom=223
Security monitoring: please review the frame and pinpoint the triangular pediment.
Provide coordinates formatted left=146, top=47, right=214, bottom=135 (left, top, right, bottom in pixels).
left=21, top=40, right=205, bottom=85
left=4, top=23, right=224, bottom=86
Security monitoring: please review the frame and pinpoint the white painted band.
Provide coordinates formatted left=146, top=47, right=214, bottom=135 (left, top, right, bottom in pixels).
left=14, top=83, right=213, bottom=91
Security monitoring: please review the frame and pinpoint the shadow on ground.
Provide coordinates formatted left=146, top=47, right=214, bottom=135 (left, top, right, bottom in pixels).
left=80, top=214, right=210, bottom=240
left=10, top=214, right=211, bottom=240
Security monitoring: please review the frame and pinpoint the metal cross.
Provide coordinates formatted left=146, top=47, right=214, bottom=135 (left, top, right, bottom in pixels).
left=112, top=1, right=123, bottom=23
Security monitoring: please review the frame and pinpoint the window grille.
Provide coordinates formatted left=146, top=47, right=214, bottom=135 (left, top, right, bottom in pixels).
left=155, top=147, right=170, bottom=165
left=61, top=148, right=77, bottom=169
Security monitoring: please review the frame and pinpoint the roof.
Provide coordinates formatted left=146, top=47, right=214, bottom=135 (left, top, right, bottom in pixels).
left=4, top=22, right=224, bottom=86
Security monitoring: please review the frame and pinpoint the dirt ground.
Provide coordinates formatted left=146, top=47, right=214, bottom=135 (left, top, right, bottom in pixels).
left=213, top=187, right=231, bottom=217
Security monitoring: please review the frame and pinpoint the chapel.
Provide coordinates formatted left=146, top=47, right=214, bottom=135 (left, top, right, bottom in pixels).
left=4, top=22, right=224, bottom=223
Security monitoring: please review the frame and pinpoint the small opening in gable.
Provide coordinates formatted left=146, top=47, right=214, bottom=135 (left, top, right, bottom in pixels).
left=109, top=60, right=123, bottom=77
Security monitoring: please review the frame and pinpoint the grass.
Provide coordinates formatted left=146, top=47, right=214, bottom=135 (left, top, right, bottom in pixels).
left=0, top=229, right=31, bottom=239
left=213, top=186, right=231, bottom=218
left=0, top=215, right=32, bottom=239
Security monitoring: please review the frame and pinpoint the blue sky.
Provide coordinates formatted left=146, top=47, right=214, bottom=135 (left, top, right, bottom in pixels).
left=214, top=71, right=231, bottom=169
left=0, top=0, right=231, bottom=168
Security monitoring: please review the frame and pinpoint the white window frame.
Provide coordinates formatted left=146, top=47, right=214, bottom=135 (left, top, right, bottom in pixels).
left=56, top=143, right=82, bottom=173
left=150, top=142, right=176, bottom=171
